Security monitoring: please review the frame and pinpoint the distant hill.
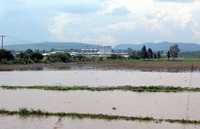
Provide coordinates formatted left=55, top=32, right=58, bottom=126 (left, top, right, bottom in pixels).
left=5, top=42, right=101, bottom=51
left=114, top=42, right=200, bottom=52
left=5, top=41, right=200, bottom=52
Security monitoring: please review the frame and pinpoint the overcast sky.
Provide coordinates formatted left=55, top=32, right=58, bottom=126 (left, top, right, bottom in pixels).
left=1, top=0, right=200, bottom=45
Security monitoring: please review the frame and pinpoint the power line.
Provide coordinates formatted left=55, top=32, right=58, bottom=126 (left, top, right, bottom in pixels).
left=0, top=35, right=6, bottom=49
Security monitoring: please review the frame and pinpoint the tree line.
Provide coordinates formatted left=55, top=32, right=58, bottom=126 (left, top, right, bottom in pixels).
left=127, top=46, right=161, bottom=59
left=0, top=44, right=180, bottom=64
left=127, top=44, right=180, bottom=60
left=0, top=49, right=103, bottom=64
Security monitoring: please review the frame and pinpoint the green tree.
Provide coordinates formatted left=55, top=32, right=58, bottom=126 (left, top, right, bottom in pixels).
left=16, top=49, right=43, bottom=63
left=25, top=49, right=33, bottom=55
left=169, top=44, right=180, bottom=59
left=0, top=49, right=14, bottom=63
left=141, top=45, right=148, bottom=59
left=46, top=53, right=72, bottom=63
left=167, top=51, right=171, bottom=60
left=30, top=52, right=43, bottom=63
left=147, top=48, right=153, bottom=58
left=17, top=52, right=32, bottom=64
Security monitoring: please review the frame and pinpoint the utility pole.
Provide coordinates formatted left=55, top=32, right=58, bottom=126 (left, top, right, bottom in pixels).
left=0, top=35, right=6, bottom=49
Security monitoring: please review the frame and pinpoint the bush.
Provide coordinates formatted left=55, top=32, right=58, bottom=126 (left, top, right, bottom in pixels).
left=0, top=49, right=14, bottom=63
left=16, top=51, right=43, bottom=64
left=72, top=55, right=90, bottom=62
left=30, top=52, right=43, bottom=63
left=46, top=53, right=72, bottom=63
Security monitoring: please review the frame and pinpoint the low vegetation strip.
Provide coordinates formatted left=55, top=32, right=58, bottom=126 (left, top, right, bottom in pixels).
left=1, top=85, right=200, bottom=92
left=0, top=108, right=200, bottom=125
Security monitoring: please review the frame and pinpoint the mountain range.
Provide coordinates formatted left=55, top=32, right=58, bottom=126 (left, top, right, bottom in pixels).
left=114, top=42, right=200, bottom=52
left=4, top=41, right=200, bottom=52
left=5, top=42, right=101, bottom=51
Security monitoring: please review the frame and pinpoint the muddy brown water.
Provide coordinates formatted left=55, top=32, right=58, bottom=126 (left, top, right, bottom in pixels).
left=0, top=89, right=199, bottom=120
left=1, top=70, right=200, bottom=128
left=0, top=70, right=199, bottom=87
left=0, top=115, right=199, bottom=129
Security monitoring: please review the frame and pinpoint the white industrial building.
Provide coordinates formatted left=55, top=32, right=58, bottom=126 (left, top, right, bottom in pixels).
left=98, top=46, right=112, bottom=55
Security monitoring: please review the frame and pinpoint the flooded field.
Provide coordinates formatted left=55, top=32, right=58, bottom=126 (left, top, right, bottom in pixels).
left=1, top=70, right=200, bottom=128
left=0, top=70, right=199, bottom=87
left=0, top=89, right=199, bottom=120
left=0, top=115, right=200, bottom=129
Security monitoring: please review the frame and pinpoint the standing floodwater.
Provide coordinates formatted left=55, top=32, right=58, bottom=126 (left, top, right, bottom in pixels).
left=0, top=70, right=199, bottom=87
left=0, top=116, right=200, bottom=129
left=0, top=89, right=199, bottom=120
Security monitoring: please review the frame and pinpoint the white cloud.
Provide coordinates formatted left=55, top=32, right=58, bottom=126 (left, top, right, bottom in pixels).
left=191, top=21, right=200, bottom=40
left=48, top=12, right=117, bottom=44
left=2, top=0, right=200, bottom=45
left=100, top=0, right=155, bottom=15
left=100, top=0, right=200, bottom=42
left=48, top=13, right=74, bottom=41
left=107, top=21, right=136, bottom=31
left=15, top=0, right=200, bottom=44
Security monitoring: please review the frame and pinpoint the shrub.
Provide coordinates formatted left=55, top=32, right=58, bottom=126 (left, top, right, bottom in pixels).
left=46, top=53, right=72, bottom=63
left=0, top=49, right=14, bottom=63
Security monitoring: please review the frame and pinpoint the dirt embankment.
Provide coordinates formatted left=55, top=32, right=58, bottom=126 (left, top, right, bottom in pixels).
left=0, top=61, right=200, bottom=72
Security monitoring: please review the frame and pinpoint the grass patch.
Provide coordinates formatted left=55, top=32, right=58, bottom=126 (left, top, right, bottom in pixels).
left=0, top=108, right=200, bottom=125
left=1, top=85, right=200, bottom=92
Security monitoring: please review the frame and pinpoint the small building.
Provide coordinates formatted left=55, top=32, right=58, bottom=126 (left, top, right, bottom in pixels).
left=42, top=50, right=65, bottom=56
left=80, top=48, right=99, bottom=55
left=98, top=46, right=112, bottom=55
left=69, top=51, right=81, bottom=56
